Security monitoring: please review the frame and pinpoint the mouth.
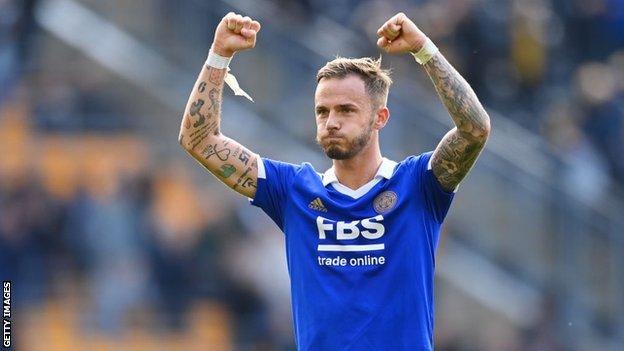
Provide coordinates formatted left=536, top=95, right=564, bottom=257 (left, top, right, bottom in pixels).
left=323, top=134, right=345, bottom=140
left=323, top=137, right=344, bottom=146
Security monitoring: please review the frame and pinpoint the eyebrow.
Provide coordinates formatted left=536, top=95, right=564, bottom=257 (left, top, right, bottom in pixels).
left=315, top=103, right=359, bottom=112
left=336, top=104, right=358, bottom=109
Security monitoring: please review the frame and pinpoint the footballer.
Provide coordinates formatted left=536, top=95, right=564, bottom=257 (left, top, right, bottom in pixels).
left=178, top=11, right=490, bottom=351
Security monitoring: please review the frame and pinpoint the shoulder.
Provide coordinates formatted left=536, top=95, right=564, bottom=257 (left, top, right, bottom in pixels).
left=395, top=151, right=434, bottom=176
left=259, top=157, right=319, bottom=183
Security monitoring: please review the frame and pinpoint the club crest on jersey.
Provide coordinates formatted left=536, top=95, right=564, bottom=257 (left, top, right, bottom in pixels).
left=373, top=191, right=397, bottom=214
left=308, top=197, right=328, bottom=212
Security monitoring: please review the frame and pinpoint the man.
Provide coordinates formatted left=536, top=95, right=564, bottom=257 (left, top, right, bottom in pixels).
left=179, top=11, right=490, bottom=351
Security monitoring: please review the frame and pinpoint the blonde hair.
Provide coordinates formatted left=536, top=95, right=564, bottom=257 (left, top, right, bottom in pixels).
left=316, top=57, right=393, bottom=108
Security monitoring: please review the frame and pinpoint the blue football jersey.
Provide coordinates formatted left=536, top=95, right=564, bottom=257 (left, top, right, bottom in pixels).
left=250, top=151, right=454, bottom=351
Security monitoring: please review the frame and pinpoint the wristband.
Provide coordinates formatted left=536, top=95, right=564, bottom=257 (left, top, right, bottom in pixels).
left=204, top=50, right=253, bottom=102
left=410, top=38, right=438, bottom=65
left=205, top=50, right=232, bottom=69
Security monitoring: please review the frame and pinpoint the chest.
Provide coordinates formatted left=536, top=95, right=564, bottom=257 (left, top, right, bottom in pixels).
left=283, top=181, right=427, bottom=249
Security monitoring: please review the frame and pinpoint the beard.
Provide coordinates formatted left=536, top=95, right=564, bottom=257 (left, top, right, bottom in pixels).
left=317, top=122, right=374, bottom=160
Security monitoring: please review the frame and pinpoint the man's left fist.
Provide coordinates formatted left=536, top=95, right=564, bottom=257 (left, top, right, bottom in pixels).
left=376, top=13, right=427, bottom=54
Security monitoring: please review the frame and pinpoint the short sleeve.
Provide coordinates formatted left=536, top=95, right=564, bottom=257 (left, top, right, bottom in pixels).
left=407, top=152, right=455, bottom=223
left=250, top=156, right=300, bottom=231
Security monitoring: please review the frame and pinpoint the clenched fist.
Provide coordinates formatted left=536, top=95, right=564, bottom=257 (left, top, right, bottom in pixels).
left=211, top=12, right=261, bottom=57
left=376, top=13, right=427, bottom=54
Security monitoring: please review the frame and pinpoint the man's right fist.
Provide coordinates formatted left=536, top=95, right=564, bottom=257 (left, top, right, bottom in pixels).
left=212, top=12, right=261, bottom=57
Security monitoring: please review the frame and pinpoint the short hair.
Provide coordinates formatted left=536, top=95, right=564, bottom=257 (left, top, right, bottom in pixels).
left=316, top=57, right=393, bottom=108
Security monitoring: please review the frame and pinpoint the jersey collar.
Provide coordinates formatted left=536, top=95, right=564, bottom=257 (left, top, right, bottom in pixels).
left=321, top=157, right=397, bottom=186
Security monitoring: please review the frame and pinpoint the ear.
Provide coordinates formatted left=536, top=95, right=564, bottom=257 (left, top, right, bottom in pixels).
left=373, top=106, right=390, bottom=130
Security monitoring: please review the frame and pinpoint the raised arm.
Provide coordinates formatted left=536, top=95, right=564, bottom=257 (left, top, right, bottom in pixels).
left=179, top=13, right=262, bottom=198
left=422, top=52, right=490, bottom=192
left=377, top=13, right=491, bottom=192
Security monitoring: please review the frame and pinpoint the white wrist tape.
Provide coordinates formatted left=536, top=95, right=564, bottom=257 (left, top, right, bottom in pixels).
left=410, top=38, right=439, bottom=65
left=205, top=51, right=253, bottom=102
left=205, top=50, right=232, bottom=69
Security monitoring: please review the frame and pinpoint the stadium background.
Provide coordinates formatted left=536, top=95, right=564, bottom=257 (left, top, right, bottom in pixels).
left=1, top=0, right=623, bottom=350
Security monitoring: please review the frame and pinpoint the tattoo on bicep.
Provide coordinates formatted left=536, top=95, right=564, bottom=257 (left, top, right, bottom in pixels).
left=231, top=147, right=241, bottom=158
left=238, top=150, right=251, bottom=166
left=241, top=177, right=257, bottom=189
left=232, top=166, right=256, bottom=190
left=242, top=157, right=259, bottom=189
left=219, top=164, right=237, bottom=178
left=432, top=131, right=485, bottom=191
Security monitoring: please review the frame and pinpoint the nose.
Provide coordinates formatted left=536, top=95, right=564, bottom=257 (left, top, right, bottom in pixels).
left=325, top=112, right=340, bottom=131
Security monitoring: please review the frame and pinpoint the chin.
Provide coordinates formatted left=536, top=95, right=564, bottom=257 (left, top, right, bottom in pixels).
left=318, top=131, right=370, bottom=160
left=324, top=146, right=355, bottom=160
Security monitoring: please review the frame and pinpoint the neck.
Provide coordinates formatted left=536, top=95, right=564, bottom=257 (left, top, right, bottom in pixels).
left=332, top=138, right=383, bottom=190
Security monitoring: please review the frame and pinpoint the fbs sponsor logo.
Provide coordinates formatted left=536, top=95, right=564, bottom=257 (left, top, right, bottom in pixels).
left=316, top=215, right=385, bottom=240
left=316, top=215, right=386, bottom=252
left=308, top=197, right=327, bottom=212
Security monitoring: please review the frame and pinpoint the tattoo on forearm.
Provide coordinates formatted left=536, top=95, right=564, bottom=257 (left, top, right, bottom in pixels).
left=424, top=54, right=490, bottom=137
left=198, top=81, right=207, bottom=93
left=181, top=65, right=258, bottom=197
left=190, top=99, right=207, bottom=127
left=208, top=68, right=225, bottom=85
left=424, top=53, right=490, bottom=192
left=207, top=88, right=220, bottom=112
left=181, top=67, right=226, bottom=145
left=189, top=124, right=211, bottom=150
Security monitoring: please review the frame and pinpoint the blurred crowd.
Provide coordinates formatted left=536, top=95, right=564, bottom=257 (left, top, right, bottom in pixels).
left=0, top=114, right=291, bottom=349
left=1, top=0, right=623, bottom=350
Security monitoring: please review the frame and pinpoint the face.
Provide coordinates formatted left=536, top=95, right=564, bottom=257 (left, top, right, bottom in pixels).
left=315, top=75, right=384, bottom=160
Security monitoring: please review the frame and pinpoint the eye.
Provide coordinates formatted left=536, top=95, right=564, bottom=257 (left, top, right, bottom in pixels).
left=340, top=106, right=355, bottom=113
left=316, top=108, right=328, bottom=117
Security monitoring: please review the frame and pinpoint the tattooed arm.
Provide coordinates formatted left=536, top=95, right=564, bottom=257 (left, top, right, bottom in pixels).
left=178, top=13, right=262, bottom=198
left=376, top=13, right=490, bottom=192
left=423, top=53, right=490, bottom=192
left=178, top=64, right=259, bottom=198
